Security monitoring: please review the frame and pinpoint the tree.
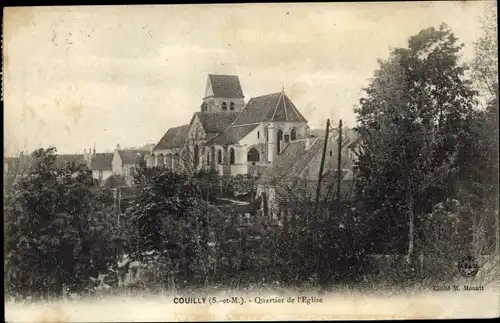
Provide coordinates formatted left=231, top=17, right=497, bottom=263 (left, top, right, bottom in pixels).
left=4, top=148, right=119, bottom=299
left=125, top=169, right=215, bottom=288
left=467, top=2, right=499, bottom=280
left=180, top=124, right=207, bottom=175
left=471, top=1, right=498, bottom=104
left=354, top=24, right=478, bottom=269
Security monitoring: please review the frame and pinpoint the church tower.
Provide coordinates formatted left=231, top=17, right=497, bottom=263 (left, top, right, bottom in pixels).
left=200, top=74, right=246, bottom=112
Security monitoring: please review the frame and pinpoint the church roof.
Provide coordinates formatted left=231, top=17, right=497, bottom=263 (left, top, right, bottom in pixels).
left=117, top=150, right=145, bottom=165
left=207, top=74, right=244, bottom=98
left=232, top=91, right=307, bottom=126
left=91, top=153, right=113, bottom=171
left=194, top=111, right=239, bottom=134
left=154, top=124, right=189, bottom=150
left=208, top=124, right=259, bottom=145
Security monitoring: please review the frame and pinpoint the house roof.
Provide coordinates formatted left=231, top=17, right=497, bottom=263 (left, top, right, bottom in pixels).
left=207, top=74, right=244, bottom=98
left=259, top=137, right=323, bottom=185
left=260, top=127, right=358, bottom=186
left=232, top=91, right=307, bottom=126
left=208, top=124, right=259, bottom=145
left=154, top=124, right=190, bottom=150
left=117, top=150, right=145, bottom=165
left=347, top=136, right=362, bottom=149
left=55, top=154, right=86, bottom=167
left=194, top=111, right=239, bottom=134
left=91, top=153, right=113, bottom=170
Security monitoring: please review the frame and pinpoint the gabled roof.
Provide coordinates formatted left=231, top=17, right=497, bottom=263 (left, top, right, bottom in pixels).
left=154, top=124, right=190, bottom=150
left=207, top=74, right=244, bottom=98
left=208, top=124, right=259, bottom=145
left=117, top=150, right=145, bottom=165
left=259, top=138, right=323, bottom=185
left=91, top=153, right=113, bottom=170
left=260, top=128, right=358, bottom=186
left=194, top=111, right=239, bottom=134
left=232, top=91, right=307, bottom=126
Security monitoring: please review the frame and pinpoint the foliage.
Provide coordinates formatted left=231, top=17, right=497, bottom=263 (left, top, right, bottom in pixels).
left=354, top=24, right=479, bottom=266
left=471, top=1, right=498, bottom=103
left=125, top=169, right=216, bottom=288
left=4, top=148, right=119, bottom=299
left=103, top=174, right=127, bottom=188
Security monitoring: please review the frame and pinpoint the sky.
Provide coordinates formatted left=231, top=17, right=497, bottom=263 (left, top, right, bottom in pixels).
left=3, top=2, right=493, bottom=156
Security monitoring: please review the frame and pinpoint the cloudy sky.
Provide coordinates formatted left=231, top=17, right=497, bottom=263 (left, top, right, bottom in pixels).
left=3, top=2, right=491, bottom=155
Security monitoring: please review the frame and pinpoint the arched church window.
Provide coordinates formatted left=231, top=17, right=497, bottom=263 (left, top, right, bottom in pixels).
left=206, top=151, right=210, bottom=166
left=194, top=144, right=199, bottom=167
left=247, top=148, right=260, bottom=163
left=230, top=102, right=235, bottom=110
left=277, top=129, right=283, bottom=154
left=217, top=149, right=222, bottom=164
left=222, top=101, right=227, bottom=111
left=229, top=148, right=235, bottom=165
left=291, top=128, right=297, bottom=141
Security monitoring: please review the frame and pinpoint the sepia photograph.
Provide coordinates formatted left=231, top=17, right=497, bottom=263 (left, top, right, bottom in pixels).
left=3, top=2, right=499, bottom=321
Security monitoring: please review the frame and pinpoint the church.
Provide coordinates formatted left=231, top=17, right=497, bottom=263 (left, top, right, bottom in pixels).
left=147, top=74, right=311, bottom=176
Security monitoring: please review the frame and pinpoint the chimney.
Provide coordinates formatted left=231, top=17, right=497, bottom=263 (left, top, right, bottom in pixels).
left=305, top=135, right=317, bottom=150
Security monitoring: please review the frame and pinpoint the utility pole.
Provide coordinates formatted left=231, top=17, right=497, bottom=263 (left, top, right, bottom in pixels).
left=315, top=118, right=330, bottom=217
left=117, top=187, right=121, bottom=227
left=336, top=119, right=343, bottom=204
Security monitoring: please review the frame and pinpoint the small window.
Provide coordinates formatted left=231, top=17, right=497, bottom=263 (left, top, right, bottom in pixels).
left=257, top=131, right=260, bottom=139
left=222, top=101, right=227, bottom=111
left=291, top=128, right=297, bottom=141
left=230, top=102, right=235, bottom=110
left=329, top=150, right=333, bottom=156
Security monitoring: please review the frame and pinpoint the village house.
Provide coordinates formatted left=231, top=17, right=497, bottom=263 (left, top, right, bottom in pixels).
left=256, top=127, right=362, bottom=221
left=89, top=152, right=114, bottom=185
left=148, top=74, right=310, bottom=177
left=112, top=145, right=148, bottom=186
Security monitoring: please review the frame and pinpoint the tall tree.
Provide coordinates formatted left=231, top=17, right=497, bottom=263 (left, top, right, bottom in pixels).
left=4, top=148, right=118, bottom=299
left=354, top=24, right=478, bottom=265
left=469, top=1, right=499, bottom=263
